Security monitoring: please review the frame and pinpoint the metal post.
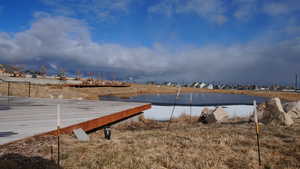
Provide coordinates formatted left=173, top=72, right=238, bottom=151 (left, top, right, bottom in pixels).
left=189, top=93, right=193, bottom=123
left=7, top=82, right=10, bottom=107
left=167, top=101, right=177, bottom=130
left=28, top=82, right=31, bottom=97
left=7, top=81, right=10, bottom=96
left=57, top=127, right=60, bottom=166
left=295, top=73, right=298, bottom=90
left=51, top=145, right=54, bottom=161
left=254, top=100, right=262, bottom=166
left=57, top=104, right=61, bottom=166
left=256, top=125, right=261, bottom=166
left=167, top=87, right=181, bottom=130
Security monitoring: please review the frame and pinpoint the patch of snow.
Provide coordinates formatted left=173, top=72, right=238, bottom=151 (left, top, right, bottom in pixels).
left=143, top=105, right=254, bottom=121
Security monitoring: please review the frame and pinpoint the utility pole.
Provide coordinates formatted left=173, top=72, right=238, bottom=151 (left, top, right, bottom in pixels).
left=28, top=82, right=31, bottom=97
left=295, top=73, right=298, bottom=90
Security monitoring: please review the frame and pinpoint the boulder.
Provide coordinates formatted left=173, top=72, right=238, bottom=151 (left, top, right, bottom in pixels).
left=283, top=101, right=300, bottom=119
left=250, top=98, right=294, bottom=126
left=198, top=107, right=214, bottom=123
left=199, top=107, right=229, bottom=124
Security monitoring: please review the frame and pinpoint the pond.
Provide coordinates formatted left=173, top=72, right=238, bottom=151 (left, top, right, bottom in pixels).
left=101, top=93, right=268, bottom=106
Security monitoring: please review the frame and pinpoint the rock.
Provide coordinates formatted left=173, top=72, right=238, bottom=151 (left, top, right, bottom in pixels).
left=251, top=98, right=294, bottom=126
left=199, top=107, right=229, bottom=124
left=283, top=101, right=300, bottom=119
left=212, top=107, right=230, bottom=122
left=288, top=110, right=300, bottom=119
left=198, top=107, right=214, bottom=123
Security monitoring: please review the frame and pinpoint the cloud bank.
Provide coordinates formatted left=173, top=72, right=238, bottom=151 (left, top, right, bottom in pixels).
left=0, top=14, right=169, bottom=72
left=1, top=0, right=300, bottom=83
left=0, top=13, right=300, bottom=83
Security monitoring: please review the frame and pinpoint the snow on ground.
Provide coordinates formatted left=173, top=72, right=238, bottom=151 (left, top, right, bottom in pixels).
left=144, top=105, right=254, bottom=121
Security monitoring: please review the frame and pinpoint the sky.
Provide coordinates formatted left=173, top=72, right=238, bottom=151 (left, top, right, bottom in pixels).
left=0, top=0, right=300, bottom=84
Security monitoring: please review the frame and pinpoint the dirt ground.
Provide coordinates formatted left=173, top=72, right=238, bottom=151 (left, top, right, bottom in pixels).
left=1, top=82, right=300, bottom=101
left=1, top=116, right=299, bottom=169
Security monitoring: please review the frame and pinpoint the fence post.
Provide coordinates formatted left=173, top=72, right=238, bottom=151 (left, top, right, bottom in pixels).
left=57, top=104, right=61, bottom=166
left=7, top=81, right=10, bottom=96
left=28, top=82, right=31, bottom=97
left=254, top=100, right=262, bottom=166
left=190, top=93, right=193, bottom=123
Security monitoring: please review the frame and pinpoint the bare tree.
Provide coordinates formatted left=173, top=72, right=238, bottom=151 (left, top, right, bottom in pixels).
left=57, top=68, right=66, bottom=80
left=76, top=70, right=82, bottom=80
left=88, top=72, right=95, bottom=79
left=40, top=65, right=47, bottom=77
left=96, top=72, right=102, bottom=80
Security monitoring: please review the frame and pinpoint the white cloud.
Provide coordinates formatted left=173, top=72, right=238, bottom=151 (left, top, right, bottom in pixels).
left=0, top=14, right=169, bottom=72
left=233, top=0, right=257, bottom=21
left=263, top=2, right=290, bottom=16
left=148, top=0, right=178, bottom=17
left=40, top=0, right=133, bottom=21
left=149, top=0, right=227, bottom=24
left=149, top=0, right=300, bottom=24
left=263, top=0, right=300, bottom=16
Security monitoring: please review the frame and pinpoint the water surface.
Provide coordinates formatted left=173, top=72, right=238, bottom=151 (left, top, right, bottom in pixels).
left=101, top=93, right=267, bottom=106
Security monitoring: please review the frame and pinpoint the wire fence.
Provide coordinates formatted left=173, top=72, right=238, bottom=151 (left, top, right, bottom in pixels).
left=0, top=81, right=57, bottom=100
left=0, top=81, right=31, bottom=97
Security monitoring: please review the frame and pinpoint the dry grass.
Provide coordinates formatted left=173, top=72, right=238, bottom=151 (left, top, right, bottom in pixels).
left=1, top=82, right=300, bottom=101
left=1, top=81, right=300, bottom=168
left=1, top=116, right=300, bottom=169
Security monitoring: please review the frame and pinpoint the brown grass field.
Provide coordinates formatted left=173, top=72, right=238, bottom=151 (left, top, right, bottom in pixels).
left=1, top=82, right=300, bottom=101
left=1, top=115, right=300, bottom=169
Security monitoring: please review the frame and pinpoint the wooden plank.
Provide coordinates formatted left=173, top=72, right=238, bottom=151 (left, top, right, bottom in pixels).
left=46, top=104, right=151, bottom=135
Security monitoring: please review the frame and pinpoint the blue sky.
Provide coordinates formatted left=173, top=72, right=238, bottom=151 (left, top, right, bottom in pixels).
left=0, top=0, right=270, bottom=46
left=0, top=0, right=300, bottom=84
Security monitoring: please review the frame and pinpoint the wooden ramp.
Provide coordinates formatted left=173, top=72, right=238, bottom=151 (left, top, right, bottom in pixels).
left=0, top=97, right=151, bottom=145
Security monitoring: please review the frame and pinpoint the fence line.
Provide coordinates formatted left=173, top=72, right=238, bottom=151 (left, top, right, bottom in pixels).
left=0, top=81, right=34, bottom=98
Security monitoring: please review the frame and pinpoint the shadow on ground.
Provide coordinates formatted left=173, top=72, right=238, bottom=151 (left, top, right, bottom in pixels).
left=0, top=153, right=62, bottom=169
left=0, top=131, right=18, bottom=137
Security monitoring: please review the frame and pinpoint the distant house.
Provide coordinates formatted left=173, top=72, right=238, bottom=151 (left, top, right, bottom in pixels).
left=0, top=64, right=17, bottom=77
left=0, top=66, right=6, bottom=76
left=207, top=84, right=214, bottom=89
left=216, top=84, right=225, bottom=89
left=146, top=81, right=156, bottom=85
left=164, top=82, right=174, bottom=86
left=13, top=72, right=25, bottom=77
left=191, top=82, right=199, bottom=88
left=23, top=70, right=43, bottom=78
left=270, top=85, right=282, bottom=91
left=199, top=82, right=207, bottom=88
